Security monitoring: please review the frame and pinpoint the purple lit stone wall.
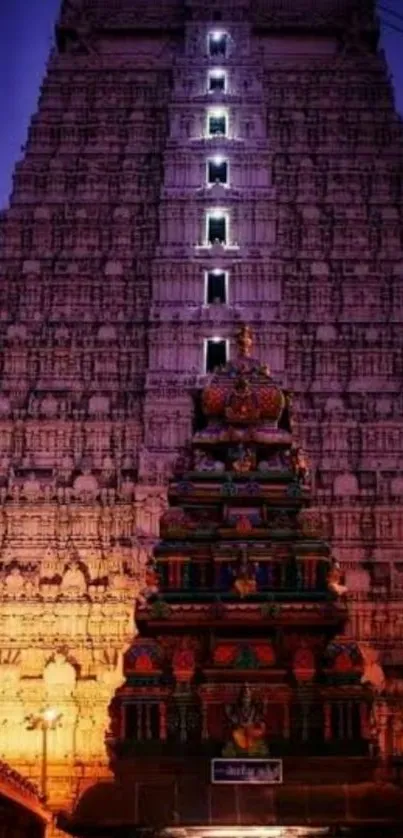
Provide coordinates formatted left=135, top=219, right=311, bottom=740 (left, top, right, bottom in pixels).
left=0, top=0, right=402, bottom=814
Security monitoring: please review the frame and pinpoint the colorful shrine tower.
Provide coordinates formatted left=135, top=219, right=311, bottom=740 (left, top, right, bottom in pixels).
left=59, top=328, right=403, bottom=834
left=122, top=325, right=360, bottom=758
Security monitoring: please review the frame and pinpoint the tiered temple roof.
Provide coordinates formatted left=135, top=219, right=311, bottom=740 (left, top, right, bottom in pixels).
left=108, top=326, right=369, bottom=764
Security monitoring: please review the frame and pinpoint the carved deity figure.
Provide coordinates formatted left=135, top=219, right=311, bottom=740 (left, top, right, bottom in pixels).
left=172, top=636, right=196, bottom=683
left=23, top=575, right=39, bottom=598
left=290, top=445, right=310, bottom=485
left=44, top=651, right=76, bottom=697
left=73, top=468, right=99, bottom=499
left=4, top=565, right=24, bottom=598
left=359, top=645, right=386, bottom=694
left=97, top=652, right=124, bottom=691
left=233, top=549, right=257, bottom=598
left=60, top=561, right=87, bottom=598
left=58, top=456, right=74, bottom=485
left=236, top=324, right=254, bottom=358
left=224, top=685, right=268, bottom=757
left=108, top=565, right=128, bottom=597
left=40, top=393, right=58, bottom=418
left=22, top=471, right=41, bottom=500
left=226, top=377, right=260, bottom=423
left=232, top=445, right=255, bottom=473
left=327, top=561, right=348, bottom=598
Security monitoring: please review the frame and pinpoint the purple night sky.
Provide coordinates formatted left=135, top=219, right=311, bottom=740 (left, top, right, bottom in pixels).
left=0, top=0, right=402, bottom=209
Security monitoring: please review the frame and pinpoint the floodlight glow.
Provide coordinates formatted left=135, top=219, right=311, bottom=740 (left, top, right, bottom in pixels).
left=211, top=31, right=224, bottom=42
left=211, top=337, right=223, bottom=344
left=42, top=708, right=59, bottom=723
left=212, top=269, right=223, bottom=276
left=209, top=108, right=226, bottom=119
left=211, top=156, right=224, bottom=166
left=209, top=209, right=225, bottom=220
left=210, top=68, right=225, bottom=78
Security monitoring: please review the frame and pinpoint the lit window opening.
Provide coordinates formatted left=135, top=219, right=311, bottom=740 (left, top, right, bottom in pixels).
left=208, top=69, right=227, bottom=93
left=205, top=269, right=228, bottom=305
left=206, top=209, right=228, bottom=245
left=207, top=156, right=228, bottom=186
left=208, top=31, right=228, bottom=58
left=207, top=108, right=228, bottom=137
left=205, top=337, right=228, bottom=372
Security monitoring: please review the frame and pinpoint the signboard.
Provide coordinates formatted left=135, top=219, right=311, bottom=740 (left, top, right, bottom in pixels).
left=211, top=758, right=283, bottom=785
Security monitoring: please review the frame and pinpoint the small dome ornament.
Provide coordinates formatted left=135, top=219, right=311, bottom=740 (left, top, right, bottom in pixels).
left=200, top=323, right=284, bottom=431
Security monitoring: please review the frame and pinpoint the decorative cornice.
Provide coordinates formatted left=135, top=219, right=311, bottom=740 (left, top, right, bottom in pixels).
left=0, top=760, right=50, bottom=823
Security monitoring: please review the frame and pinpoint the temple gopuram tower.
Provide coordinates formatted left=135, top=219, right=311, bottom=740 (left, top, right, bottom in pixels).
left=0, top=0, right=402, bottom=823
left=59, top=326, right=403, bottom=835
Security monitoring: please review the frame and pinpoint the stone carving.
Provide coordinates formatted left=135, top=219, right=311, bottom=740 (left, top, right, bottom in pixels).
left=224, top=685, right=268, bottom=757
left=3, top=565, right=25, bottom=598
left=40, top=393, right=58, bottom=418
left=43, top=651, right=77, bottom=697
left=327, top=561, right=348, bottom=598
left=73, top=469, right=99, bottom=500
left=60, top=561, right=88, bottom=599
left=22, top=472, right=41, bottom=501
left=359, top=645, right=386, bottom=694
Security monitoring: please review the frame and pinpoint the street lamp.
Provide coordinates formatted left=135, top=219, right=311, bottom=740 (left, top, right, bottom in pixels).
left=26, top=708, right=63, bottom=800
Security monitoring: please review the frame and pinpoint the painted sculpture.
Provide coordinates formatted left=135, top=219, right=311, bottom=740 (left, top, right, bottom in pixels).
left=107, top=327, right=373, bottom=762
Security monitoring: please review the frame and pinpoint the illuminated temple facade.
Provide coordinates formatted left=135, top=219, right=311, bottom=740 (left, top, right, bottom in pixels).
left=0, top=0, right=402, bottom=827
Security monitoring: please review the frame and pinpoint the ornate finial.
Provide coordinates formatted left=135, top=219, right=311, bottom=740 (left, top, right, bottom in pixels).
left=236, top=324, right=254, bottom=358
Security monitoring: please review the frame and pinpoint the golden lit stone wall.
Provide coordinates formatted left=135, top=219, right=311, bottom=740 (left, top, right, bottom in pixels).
left=0, top=492, right=165, bottom=815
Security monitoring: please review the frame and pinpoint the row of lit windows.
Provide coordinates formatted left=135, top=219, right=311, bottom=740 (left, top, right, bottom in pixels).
left=204, top=32, right=230, bottom=372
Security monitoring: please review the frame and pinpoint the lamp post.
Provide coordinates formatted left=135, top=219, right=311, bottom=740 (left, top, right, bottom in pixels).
left=26, top=708, right=63, bottom=801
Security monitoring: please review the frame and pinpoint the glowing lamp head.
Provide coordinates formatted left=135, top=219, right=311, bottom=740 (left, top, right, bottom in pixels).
left=211, top=336, right=223, bottom=344
left=210, top=68, right=225, bottom=79
left=212, top=268, right=223, bottom=276
left=211, top=31, right=224, bottom=42
left=42, top=708, right=59, bottom=724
